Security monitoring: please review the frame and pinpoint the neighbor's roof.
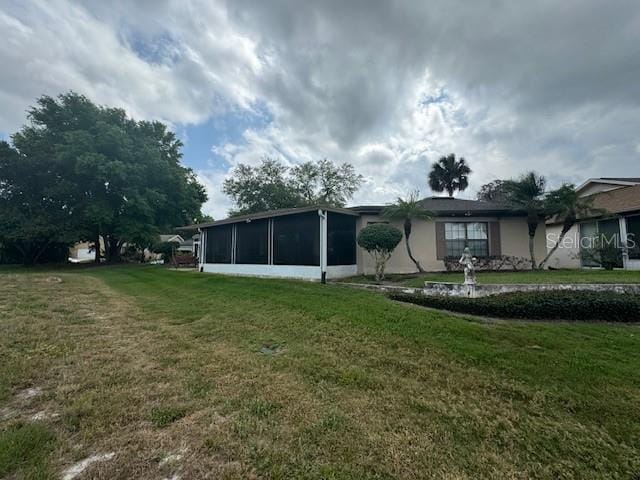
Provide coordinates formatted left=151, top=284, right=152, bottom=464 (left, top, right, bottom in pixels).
left=547, top=184, right=640, bottom=225
left=159, top=234, right=184, bottom=243
left=588, top=184, right=640, bottom=216
left=575, top=177, right=640, bottom=194
left=351, top=196, right=521, bottom=216
left=191, top=205, right=360, bottom=229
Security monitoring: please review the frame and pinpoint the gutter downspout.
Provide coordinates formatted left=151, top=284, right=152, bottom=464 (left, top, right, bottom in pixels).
left=318, top=209, right=327, bottom=283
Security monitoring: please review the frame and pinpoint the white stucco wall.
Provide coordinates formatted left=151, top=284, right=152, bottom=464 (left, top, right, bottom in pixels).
left=201, top=263, right=356, bottom=280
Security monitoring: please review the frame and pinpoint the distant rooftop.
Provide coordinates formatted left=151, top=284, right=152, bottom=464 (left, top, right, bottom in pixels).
left=598, top=177, right=640, bottom=183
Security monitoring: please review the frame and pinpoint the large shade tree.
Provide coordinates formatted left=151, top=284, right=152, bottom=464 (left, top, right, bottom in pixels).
left=0, top=92, right=207, bottom=264
left=223, top=157, right=363, bottom=216
left=0, top=141, right=78, bottom=264
left=477, top=180, right=510, bottom=203
left=428, top=154, right=471, bottom=197
left=382, top=191, right=433, bottom=273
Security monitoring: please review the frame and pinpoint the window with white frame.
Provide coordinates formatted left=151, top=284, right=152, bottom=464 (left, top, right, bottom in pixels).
left=444, top=222, right=489, bottom=258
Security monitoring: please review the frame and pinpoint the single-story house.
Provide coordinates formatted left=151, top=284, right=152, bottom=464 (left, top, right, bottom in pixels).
left=546, top=178, right=640, bottom=270
left=176, top=233, right=200, bottom=256
left=159, top=234, right=185, bottom=245
left=194, top=197, right=546, bottom=280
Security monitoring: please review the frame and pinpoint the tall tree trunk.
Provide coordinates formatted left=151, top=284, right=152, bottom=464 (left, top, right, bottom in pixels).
left=529, top=235, right=537, bottom=270
left=527, top=220, right=539, bottom=270
left=104, top=235, right=121, bottom=263
left=538, top=222, right=573, bottom=270
left=23, top=240, right=51, bottom=266
left=108, top=238, right=122, bottom=263
left=94, top=233, right=101, bottom=263
left=405, top=234, right=424, bottom=273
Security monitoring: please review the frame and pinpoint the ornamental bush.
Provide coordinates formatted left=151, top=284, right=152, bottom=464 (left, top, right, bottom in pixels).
left=389, top=290, right=640, bottom=322
left=357, top=224, right=403, bottom=282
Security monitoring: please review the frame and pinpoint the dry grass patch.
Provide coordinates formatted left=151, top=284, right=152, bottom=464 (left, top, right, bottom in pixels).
left=1, top=266, right=640, bottom=479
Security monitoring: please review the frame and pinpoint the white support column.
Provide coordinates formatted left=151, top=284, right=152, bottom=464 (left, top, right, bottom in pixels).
left=318, top=210, right=328, bottom=283
left=199, top=228, right=205, bottom=271
left=268, top=218, right=274, bottom=265
left=231, top=224, right=237, bottom=264
left=620, top=216, right=629, bottom=270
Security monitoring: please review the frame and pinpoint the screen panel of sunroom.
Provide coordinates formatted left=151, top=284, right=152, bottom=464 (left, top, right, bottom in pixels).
left=327, top=212, right=356, bottom=265
left=235, top=219, right=269, bottom=264
left=205, top=224, right=232, bottom=263
left=273, top=212, right=320, bottom=266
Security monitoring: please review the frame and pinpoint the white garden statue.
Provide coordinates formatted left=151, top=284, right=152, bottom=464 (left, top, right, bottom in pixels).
left=459, top=247, right=477, bottom=285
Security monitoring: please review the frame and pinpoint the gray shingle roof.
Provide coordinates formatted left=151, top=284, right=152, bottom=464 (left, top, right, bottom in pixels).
left=351, top=196, right=520, bottom=216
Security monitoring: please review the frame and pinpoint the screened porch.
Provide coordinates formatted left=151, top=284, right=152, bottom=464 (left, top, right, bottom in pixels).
left=199, top=207, right=358, bottom=280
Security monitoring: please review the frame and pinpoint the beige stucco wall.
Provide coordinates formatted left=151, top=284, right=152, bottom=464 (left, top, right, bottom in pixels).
left=544, top=223, right=582, bottom=269
left=356, top=215, right=441, bottom=274
left=498, top=217, right=548, bottom=265
left=356, top=214, right=547, bottom=274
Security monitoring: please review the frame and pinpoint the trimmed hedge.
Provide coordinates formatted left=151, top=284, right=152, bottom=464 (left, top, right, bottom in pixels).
left=389, top=291, right=640, bottom=322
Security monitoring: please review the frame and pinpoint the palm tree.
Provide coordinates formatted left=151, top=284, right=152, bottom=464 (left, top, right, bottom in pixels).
left=428, top=154, right=471, bottom=197
left=382, top=191, right=433, bottom=273
left=538, top=184, right=604, bottom=269
left=503, top=172, right=547, bottom=269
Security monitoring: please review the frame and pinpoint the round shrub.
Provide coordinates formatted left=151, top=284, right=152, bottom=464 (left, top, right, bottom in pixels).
left=357, top=224, right=403, bottom=281
left=389, top=291, right=640, bottom=322
left=357, top=223, right=402, bottom=253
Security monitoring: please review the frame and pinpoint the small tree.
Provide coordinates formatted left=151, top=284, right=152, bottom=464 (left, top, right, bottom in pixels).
left=382, top=191, right=433, bottom=273
left=502, top=172, right=548, bottom=269
left=357, top=224, right=402, bottom=282
left=580, top=234, right=623, bottom=270
left=538, top=184, right=604, bottom=269
left=151, top=241, right=179, bottom=264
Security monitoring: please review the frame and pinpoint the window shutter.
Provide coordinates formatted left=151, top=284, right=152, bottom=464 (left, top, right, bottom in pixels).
left=489, top=221, right=501, bottom=256
left=436, top=222, right=446, bottom=260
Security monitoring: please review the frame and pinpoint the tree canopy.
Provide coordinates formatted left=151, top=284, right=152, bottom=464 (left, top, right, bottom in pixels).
left=428, top=154, right=471, bottom=197
left=477, top=180, right=510, bottom=203
left=223, top=157, right=363, bottom=216
left=0, top=92, right=207, bottom=264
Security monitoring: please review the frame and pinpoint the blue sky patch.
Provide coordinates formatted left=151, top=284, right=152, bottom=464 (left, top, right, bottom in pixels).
left=178, top=103, right=273, bottom=171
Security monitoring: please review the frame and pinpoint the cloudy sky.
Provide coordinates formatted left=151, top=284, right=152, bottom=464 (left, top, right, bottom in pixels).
left=1, top=1, right=639, bottom=218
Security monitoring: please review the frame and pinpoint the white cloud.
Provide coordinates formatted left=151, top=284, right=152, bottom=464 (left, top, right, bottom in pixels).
left=1, top=0, right=640, bottom=219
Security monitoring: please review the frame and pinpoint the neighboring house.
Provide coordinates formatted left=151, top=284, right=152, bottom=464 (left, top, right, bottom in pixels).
left=176, top=233, right=200, bottom=255
left=159, top=234, right=184, bottom=244
left=195, top=197, right=546, bottom=280
left=546, top=178, right=640, bottom=270
left=69, top=233, right=194, bottom=263
left=68, top=241, right=97, bottom=263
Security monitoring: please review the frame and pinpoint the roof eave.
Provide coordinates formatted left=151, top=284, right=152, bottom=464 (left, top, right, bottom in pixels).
left=188, top=205, right=360, bottom=230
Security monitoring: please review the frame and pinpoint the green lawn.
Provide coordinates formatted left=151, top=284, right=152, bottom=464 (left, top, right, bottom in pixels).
left=1, top=265, right=640, bottom=478
left=344, top=269, right=640, bottom=288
